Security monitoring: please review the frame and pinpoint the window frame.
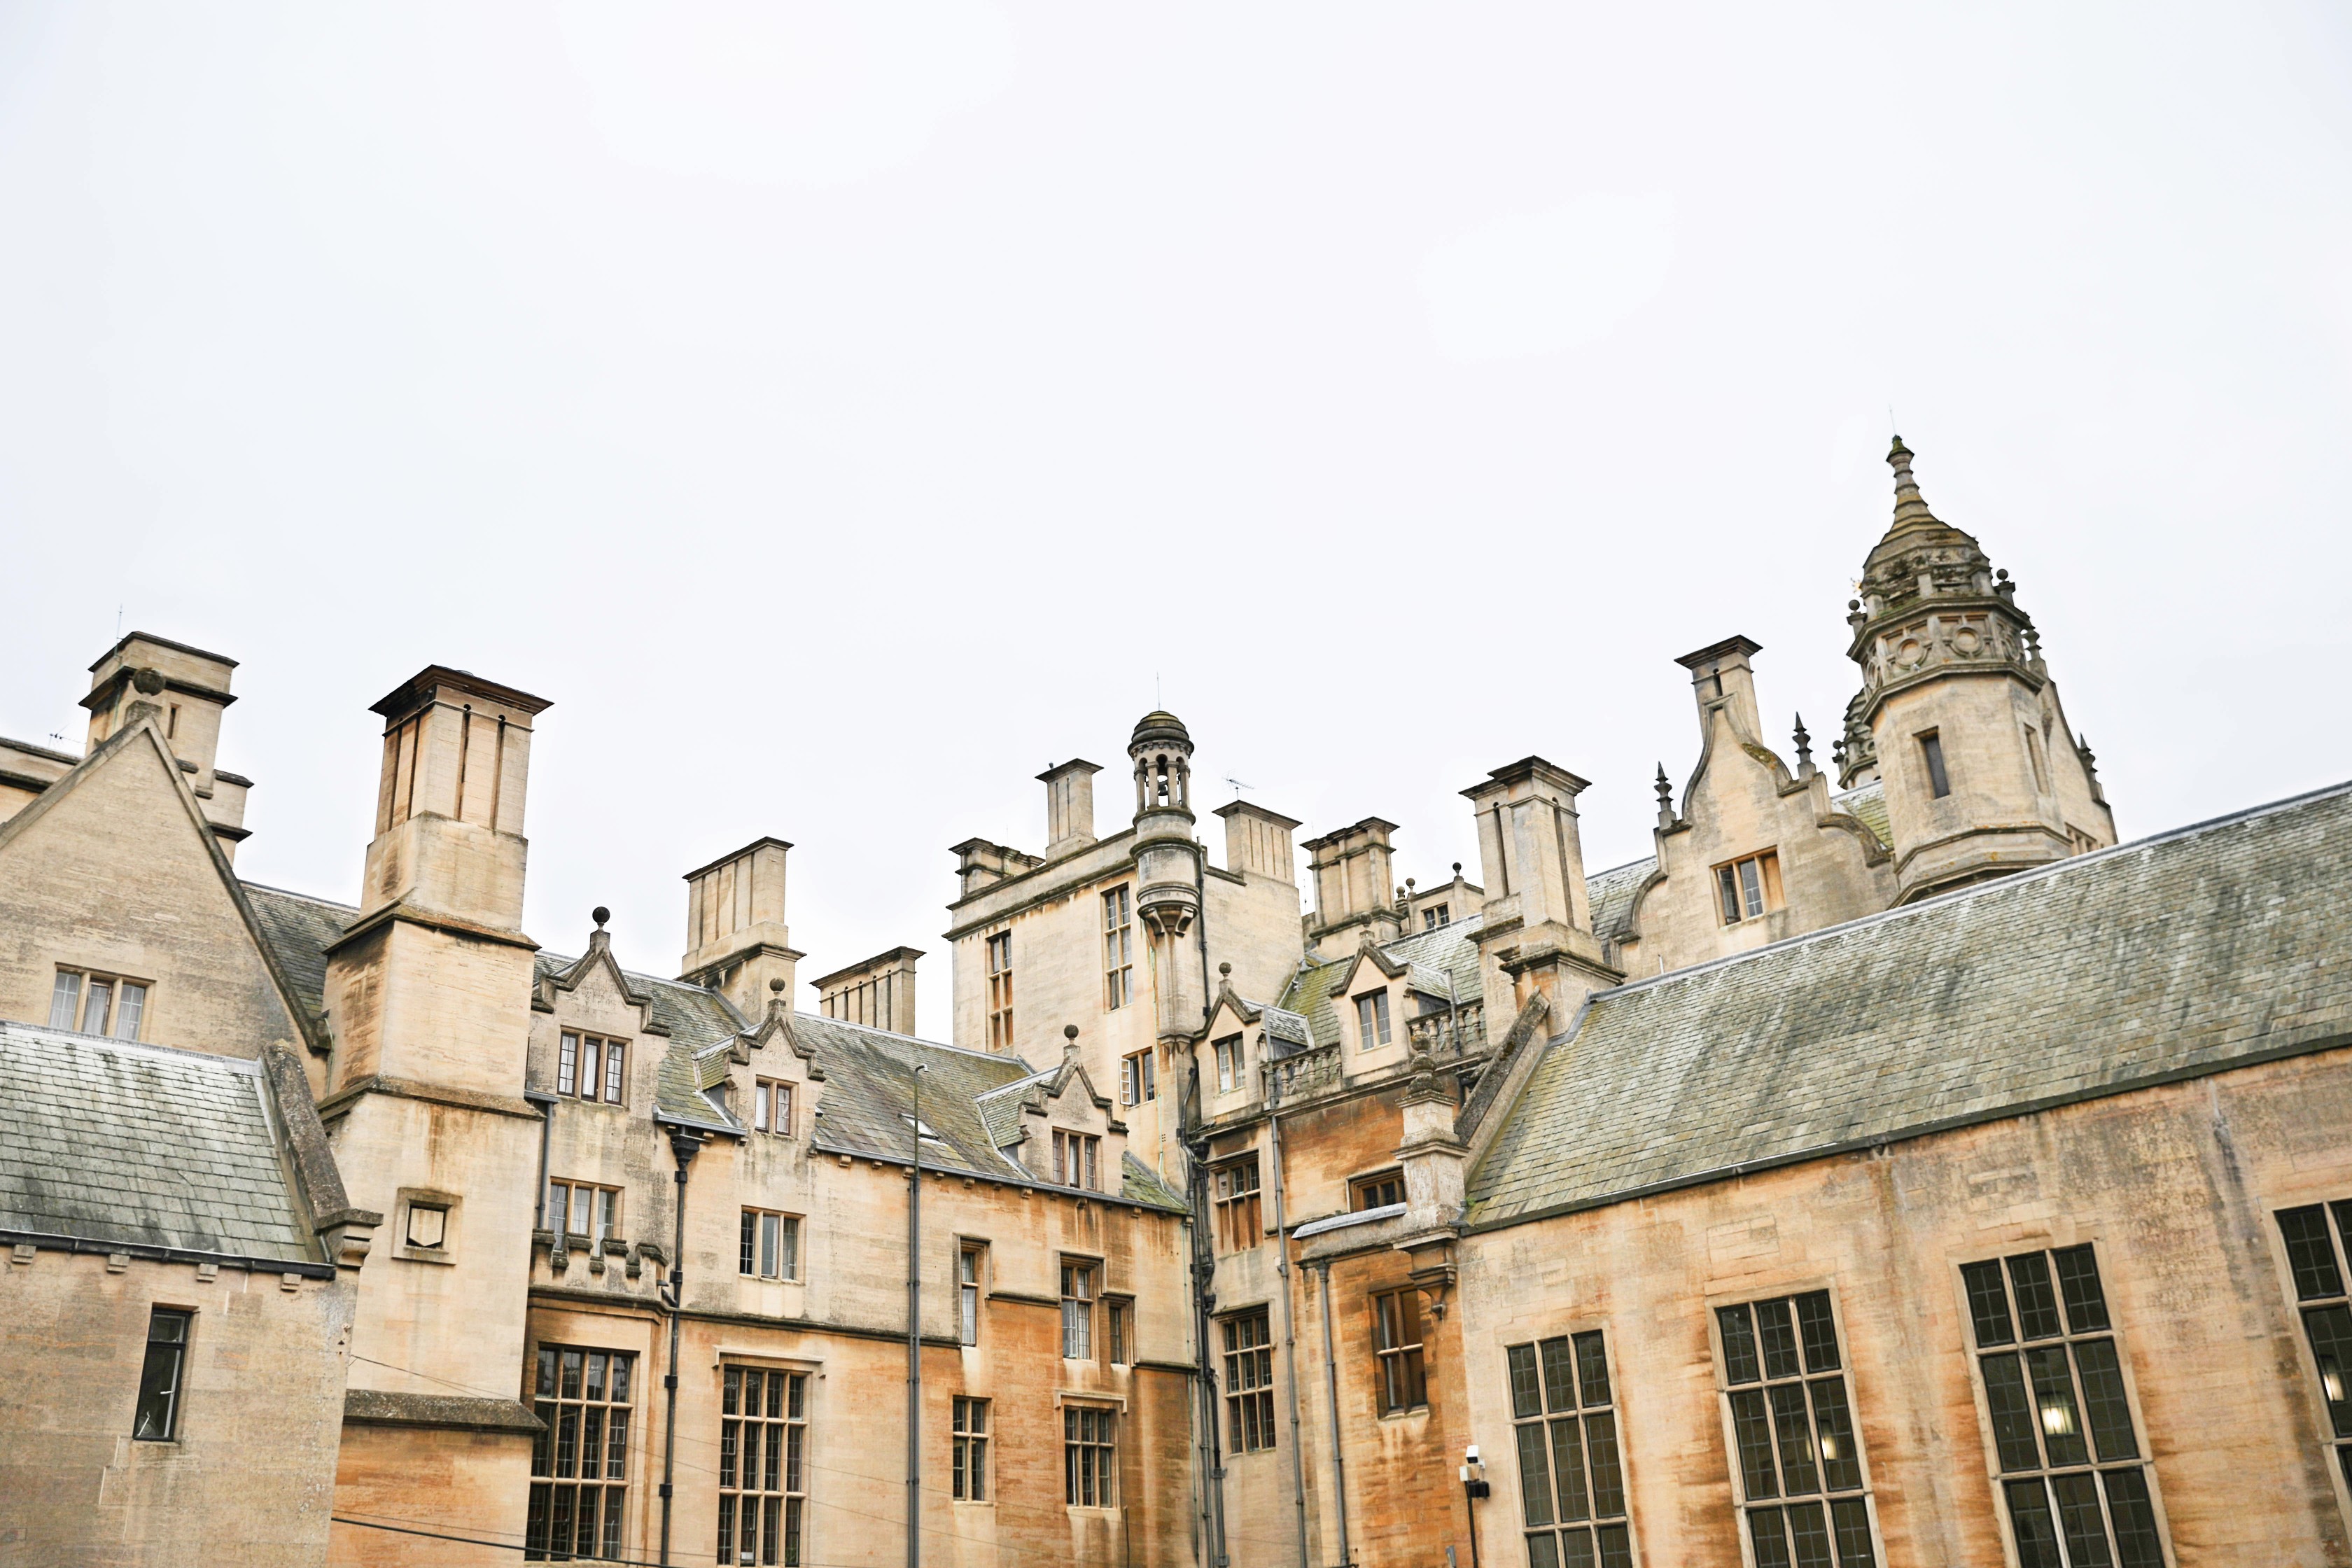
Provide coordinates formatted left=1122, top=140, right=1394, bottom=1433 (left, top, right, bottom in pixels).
left=1371, top=1287, right=1429, bottom=1415
left=1051, top=1129, right=1102, bottom=1191
left=556, top=1030, right=629, bottom=1106
left=1953, top=1243, right=2173, bottom=1568
left=1708, top=1284, right=1884, bottom=1568
left=715, top=1363, right=808, bottom=1567
left=953, top=1395, right=990, bottom=1503
left=132, top=1307, right=192, bottom=1442
left=1350, top=1170, right=1405, bottom=1212
left=545, top=1180, right=624, bottom=1242
left=50, top=965, right=151, bottom=1040
left=1102, top=886, right=1134, bottom=1010
left=738, top=1209, right=803, bottom=1282
left=1223, top=1307, right=1278, bottom=1455
left=1063, top=1401, right=1119, bottom=1508
left=958, top=1242, right=986, bottom=1347
left=1354, top=988, right=1394, bottom=1050
left=524, top=1343, right=636, bottom=1562
left=1919, top=730, right=1952, bottom=799
left=1503, top=1325, right=1638, bottom=1568
left=1060, top=1259, right=1098, bottom=1360
left=1713, top=850, right=1785, bottom=927
left=752, top=1079, right=794, bottom=1137
left=1212, top=1033, right=1246, bottom=1095
left=2272, top=1198, right=2352, bottom=1516
left=1121, top=1049, right=1156, bottom=1107
left=1105, top=1296, right=1133, bottom=1366
left=1214, top=1156, right=1263, bottom=1253
left=985, top=929, right=1014, bottom=1050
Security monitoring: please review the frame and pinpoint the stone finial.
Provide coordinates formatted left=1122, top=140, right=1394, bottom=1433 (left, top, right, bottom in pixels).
left=1887, top=436, right=1941, bottom=532
left=1061, top=1023, right=1081, bottom=1063
left=588, top=907, right=612, bottom=953
left=1793, top=715, right=1815, bottom=779
left=1654, top=764, right=1675, bottom=830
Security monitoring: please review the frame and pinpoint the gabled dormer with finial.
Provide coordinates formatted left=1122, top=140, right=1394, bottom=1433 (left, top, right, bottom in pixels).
left=1844, top=437, right=2118, bottom=902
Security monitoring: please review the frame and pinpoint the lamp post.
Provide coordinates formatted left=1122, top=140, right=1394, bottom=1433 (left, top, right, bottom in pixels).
left=658, top=1124, right=706, bottom=1566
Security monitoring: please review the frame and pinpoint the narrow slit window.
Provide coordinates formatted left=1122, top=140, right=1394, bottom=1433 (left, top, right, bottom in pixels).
left=1102, top=888, right=1134, bottom=1009
left=985, top=930, right=1014, bottom=1050
left=953, top=1396, right=990, bottom=1502
left=132, top=1308, right=192, bottom=1441
left=959, top=1245, right=984, bottom=1346
left=1373, top=1288, right=1428, bottom=1413
left=1920, top=732, right=1952, bottom=799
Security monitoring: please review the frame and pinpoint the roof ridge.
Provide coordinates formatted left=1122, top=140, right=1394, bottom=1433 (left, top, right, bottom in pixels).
left=238, top=880, right=359, bottom=913
left=790, top=1009, right=1026, bottom=1064
left=1593, top=776, right=2352, bottom=1002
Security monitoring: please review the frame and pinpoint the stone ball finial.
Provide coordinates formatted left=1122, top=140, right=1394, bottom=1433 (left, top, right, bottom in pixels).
left=592, top=906, right=610, bottom=928
left=1452, top=862, right=1462, bottom=874
left=1063, top=1023, right=1080, bottom=1042
left=1219, top=962, right=1231, bottom=977
left=769, top=977, right=785, bottom=993
left=132, top=667, right=166, bottom=696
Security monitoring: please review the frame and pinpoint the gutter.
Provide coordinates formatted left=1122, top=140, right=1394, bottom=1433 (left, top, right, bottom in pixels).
left=0, top=1229, right=336, bottom=1279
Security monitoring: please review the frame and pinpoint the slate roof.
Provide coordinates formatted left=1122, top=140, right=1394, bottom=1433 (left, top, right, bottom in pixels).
left=1831, top=779, right=1890, bottom=846
left=0, top=1022, right=315, bottom=1263
left=1586, top=856, right=1656, bottom=941
left=241, top=881, right=352, bottom=1018
left=1277, top=914, right=1487, bottom=1045
left=1464, top=780, right=2352, bottom=1229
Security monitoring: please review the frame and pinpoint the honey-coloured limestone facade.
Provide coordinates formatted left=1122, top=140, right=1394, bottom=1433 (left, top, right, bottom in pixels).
left=0, top=436, right=2344, bottom=1568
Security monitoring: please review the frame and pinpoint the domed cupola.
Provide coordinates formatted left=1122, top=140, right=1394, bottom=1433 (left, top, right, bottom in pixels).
left=1837, top=437, right=2114, bottom=901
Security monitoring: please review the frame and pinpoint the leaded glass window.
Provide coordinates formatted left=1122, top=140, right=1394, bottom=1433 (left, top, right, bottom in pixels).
left=1716, top=1291, right=1878, bottom=1568
left=1506, top=1330, right=1633, bottom=1567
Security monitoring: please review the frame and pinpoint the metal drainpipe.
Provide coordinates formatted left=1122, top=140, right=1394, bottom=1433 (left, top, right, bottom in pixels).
left=1315, top=1261, right=1352, bottom=1568
left=907, top=1063, right=926, bottom=1568
left=526, top=1090, right=555, bottom=1230
left=1179, top=1068, right=1228, bottom=1568
left=1266, top=1074, right=1310, bottom=1568
left=658, top=1124, right=706, bottom=1567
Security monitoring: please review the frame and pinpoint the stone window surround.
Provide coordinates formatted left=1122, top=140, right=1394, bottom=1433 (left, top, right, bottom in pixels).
left=393, top=1186, right=463, bottom=1266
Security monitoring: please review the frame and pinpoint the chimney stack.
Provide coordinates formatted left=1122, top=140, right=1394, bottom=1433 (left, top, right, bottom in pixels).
left=1462, top=756, right=1619, bottom=1022
left=1214, top=799, right=1301, bottom=883
left=813, top=947, right=922, bottom=1035
left=680, top=838, right=802, bottom=1017
left=1040, top=760, right=1101, bottom=858
left=83, top=633, right=253, bottom=860
left=1301, top=818, right=1403, bottom=954
left=360, top=665, right=548, bottom=929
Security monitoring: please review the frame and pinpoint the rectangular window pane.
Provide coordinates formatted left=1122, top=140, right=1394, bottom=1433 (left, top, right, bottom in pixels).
left=113, top=981, right=146, bottom=1039
left=83, top=976, right=113, bottom=1034
left=1794, top=1292, right=1840, bottom=1373
left=1809, top=1378, right=1863, bottom=1492
left=2003, top=1478, right=2064, bottom=1568
left=2008, top=1253, right=2064, bottom=1339
left=49, top=970, right=81, bottom=1030
left=1539, top=1337, right=1576, bottom=1413
left=1527, top=1531, right=1562, bottom=1568
left=1980, top=1354, right=2043, bottom=1472
left=2071, top=1339, right=2138, bottom=1462
left=2050, top=1471, right=2115, bottom=1568
left=2278, top=1207, right=2344, bottom=1299
left=2023, top=1345, right=2089, bottom=1467
left=132, top=1309, right=190, bottom=1441
left=1828, top=1497, right=1877, bottom=1568
left=1740, top=858, right=1765, bottom=920
left=1748, top=1508, right=1794, bottom=1568
left=1549, top=1416, right=1588, bottom=1521
left=1574, top=1331, right=1612, bottom=1406
left=1770, top=1382, right=1821, bottom=1495
left=1595, top=1523, right=1633, bottom=1568
left=1786, top=1501, right=1834, bottom=1568
left=1583, top=1411, right=1625, bottom=1518
left=2052, top=1245, right=2110, bottom=1334
left=1963, top=1260, right=2015, bottom=1347
left=1757, top=1298, right=1802, bottom=1380
left=1508, top=1344, right=1541, bottom=1420
left=2302, top=1303, right=2352, bottom=1438
left=1730, top=1387, right=1779, bottom=1499
left=1720, top=1304, right=1761, bottom=1385
left=1719, top=865, right=1743, bottom=925
left=2101, top=1467, right=2165, bottom=1568
left=1514, top=1423, right=1554, bottom=1526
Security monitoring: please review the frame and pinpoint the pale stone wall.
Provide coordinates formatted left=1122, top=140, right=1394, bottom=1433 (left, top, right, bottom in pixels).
left=0, top=727, right=304, bottom=1060
left=1449, top=1047, right=2352, bottom=1567
left=0, top=1250, right=354, bottom=1568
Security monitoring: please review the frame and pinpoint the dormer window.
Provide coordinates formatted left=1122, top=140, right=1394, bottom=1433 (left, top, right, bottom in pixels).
left=1354, top=991, right=1393, bottom=1050
left=1053, top=1130, right=1101, bottom=1191
left=1715, top=852, right=1784, bottom=926
left=558, top=1032, right=627, bottom=1105
left=753, top=1080, right=793, bottom=1136
left=1212, top=1034, right=1245, bottom=1094
left=1422, top=904, right=1450, bottom=930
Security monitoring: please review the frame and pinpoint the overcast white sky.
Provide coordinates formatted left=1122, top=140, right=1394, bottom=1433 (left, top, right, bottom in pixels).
left=4, top=4, right=2348, bottom=1037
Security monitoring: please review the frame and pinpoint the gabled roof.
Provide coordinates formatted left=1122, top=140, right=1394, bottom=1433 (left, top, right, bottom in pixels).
left=1465, top=780, right=2352, bottom=1231
left=1830, top=779, right=1890, bottom=846
left=0, top=1023, right=316, bottom=1264
left=1585, top=856, right=1656, bottom=942
left=1276, top=913, right=1487, bottom=1046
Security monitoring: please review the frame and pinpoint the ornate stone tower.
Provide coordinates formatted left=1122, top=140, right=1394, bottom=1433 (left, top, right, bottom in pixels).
left=1127, top=710, right=1205, bottom=1049
left=1839, top=438, right=2116, bottom=902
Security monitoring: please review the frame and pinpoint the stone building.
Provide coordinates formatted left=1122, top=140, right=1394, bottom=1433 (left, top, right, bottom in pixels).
left=0, top=436, right=2344, bottom=1568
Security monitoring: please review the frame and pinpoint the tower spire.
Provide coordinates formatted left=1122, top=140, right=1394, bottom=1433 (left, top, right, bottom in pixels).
left=1886, top=436, right=1940, bottom=534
